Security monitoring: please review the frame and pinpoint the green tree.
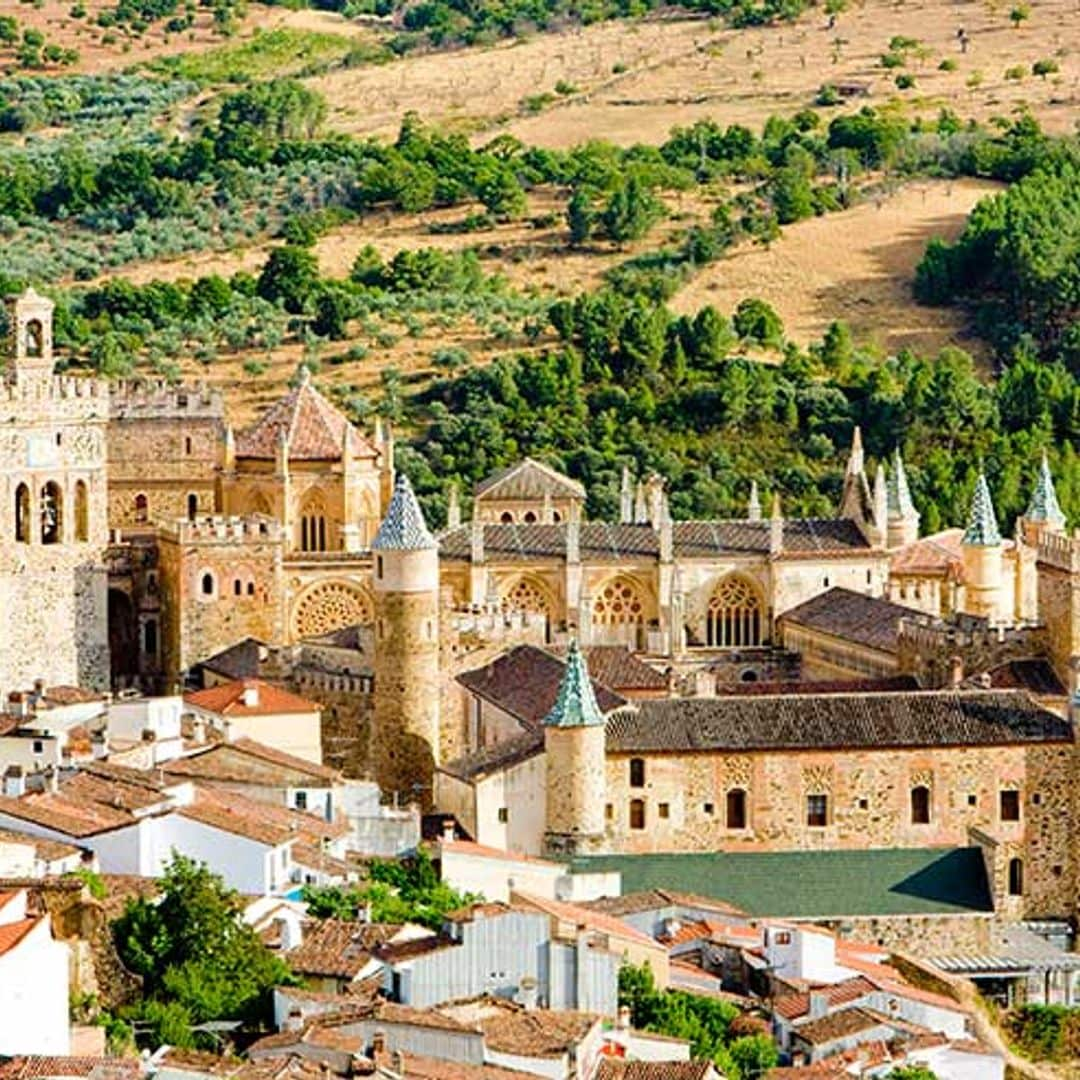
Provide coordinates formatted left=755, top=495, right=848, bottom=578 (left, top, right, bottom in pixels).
left=1032, top=58, right=1059, bottom=80
left=887, top=1067, right=939, bottom=1080
left=567, top=187, right=595, bottom=246
left=733, top=297, right=784, bottom=347
left=1009, top=3, right=1030, bottom=27
left=257, top=246, right=319, bottom=313
left=601, top=176, right=663, bottom=246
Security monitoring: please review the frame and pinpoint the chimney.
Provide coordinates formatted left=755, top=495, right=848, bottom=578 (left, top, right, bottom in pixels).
left=514, top=975, right=539, bottom=1011
left=617, top=1005, right=631, bottom=1031
left=276, top=914, right=303, bottom=952
left=32, top=679, right=46, bottom=703
left=949, top=655, right=964, bottom=688
left=8, top=692, right=28, bottom=720
left=91, top=732, right=107, bottom=760
left=241, top=683, right=260, bottom=708
left=441, top=818, right=456, bottom=844
left=48, top=766, right=60, bottom=793
left=808, top=991, right=829, bottom=1020
left=3, top=766, right=25, bottom=798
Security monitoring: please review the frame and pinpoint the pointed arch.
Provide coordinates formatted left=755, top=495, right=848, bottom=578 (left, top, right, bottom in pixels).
left=14, top=483, right=30, bottom=543
left=299, top=490, right=329, bottom=553
left=501, top=574, right=555, bottom=641
left=40, top=481, right=62, bottom=544
left=247, top=490, right=273, bottom=517
left=707, top=574, right=763, bottom=648
left=592, top=575, right=650, bottom=626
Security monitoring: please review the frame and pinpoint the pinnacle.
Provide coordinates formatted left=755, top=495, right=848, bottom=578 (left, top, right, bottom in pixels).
left=1025, top=450, right=1066, bottom=528
left=963, top=470, right=1002, bottom=547
left=887, top=449, right=917, bottom=521
left=544, top=639, right=604, bottom=728
left=372, top=472, right=437, bottom=551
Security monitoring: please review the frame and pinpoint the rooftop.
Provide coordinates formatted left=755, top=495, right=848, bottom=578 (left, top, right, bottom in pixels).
left=605, top=690, right=1071, bottom=754
left=511, top=890, right=656, bottom=947
left=184, top=679, right=321, bottom=718
left=163, top=738, right=339, bottom=787
left=792, top=1007, right=888, bottom=1047
left=778, top=587, right=923, bottom=655
left=372, top=472, right=436, bottom=552
left=0, top=826, right=84, bottom=862
left=285, top=919, right=401, bottom=979
left=545, top=639, right=605, bottom=729
left=551, top=644, right=668, bottom=693
left=584, top=889, right=746, bottom=920
left=179, top=786, right=348, bottom=849
left=474, top=458, right=586, bottom=502
left=570, top=847, right=994, bottom=918
left=195, top=638, right=269, bottom=681
left=438, top=731, right=544, bottom=782
left=440, top=519, right=871, bottom=563
left=596, top=1063, right=719, bottom=1080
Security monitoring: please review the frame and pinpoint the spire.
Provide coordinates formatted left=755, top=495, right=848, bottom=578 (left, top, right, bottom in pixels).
left=846, top=426, right=865, bottom=476
left=963, top=470, right=1002, bottom=547
left=372, top=473, right=437, bottom=551
left=770, top=492, right=783, bottom=555
left=544, top=639, right=603, bottom=728
left=620, top=466, right=634, bottom=524
left=838, top=426, right=873, bottom=526
left=747, top=481, right=761, bottom=522
left=1025, top=450, right=1066, bottom=528
left=887, top=449, right=917, bottom=521
left=446, top=482, right=461, bottom=529
left=873, top=463, right=887, bottom=535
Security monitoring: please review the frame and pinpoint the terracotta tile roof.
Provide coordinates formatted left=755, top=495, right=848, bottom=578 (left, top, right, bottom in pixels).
left=456, top=645, right=625, bottom=732
left=196, top=638, right=270, bottom=681
left=43, top=686, right=106, bottom=706
left=773, top=977, right=877, bottom=1021
left=791, top=1007, right=886, bottom=1046
left=511, top=891, right=656, bottom=947
left=247, top=1023, right=365, bottom=1057
left=439, top=730, right=544, bottom=782
left=387, top=1053, right=537, bottom=1080
left=0, top=827, right=83, bottom=862
left=374, top=1001, right=480, bottom=1033
left=185, top=679, right=321, bottom=718
left=584, top=890, right=746, bottom=920
left=440, top=839, right=561, bottom=869
left=890, top=528, right=964, bottom=576
left=659, top=919, right=759, bottom=948
left=0, top=916, right=38, bottom=957
left=596, top=1063, right=719, bottom=1080
left=0, top=789, right=134, bottom=838
left=290, top=842, right=351, bottom=878
left=714, top=676, right=919, bottom=695
left=164, top=738, right=339, bottom=786
left=285, top=919, right=400, bottom=979
left=474, top=458, right=586, bottom=501
left=778, top=587, right=925, bottom=654
left=976, top=658, right=1066, bottom=696
left=180, top=786, right=348, bottom=848
left=605, top=690, right=1071, bottom=754
left=235, top=374, right=376, bottom=461
left=551, top=645, right=668, bottom=693
left=440, top=519, right=870, bottom=562
left=0, top=1060, right=142, bottom=1080
left=479, top=1005, right=599, bottom=1057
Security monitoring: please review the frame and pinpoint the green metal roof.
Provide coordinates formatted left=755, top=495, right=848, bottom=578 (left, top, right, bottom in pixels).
left=544, top=638, right=604, bottom=728
left=569, top=847, right=993, bottom=918
left=963, top=471, right=1002, bottom=547
left=1026, top=451, right=1066, bottom=528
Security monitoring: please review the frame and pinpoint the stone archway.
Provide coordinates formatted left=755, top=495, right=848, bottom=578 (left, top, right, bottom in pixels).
left=291, top=579, right=374, bottom=640
left=501, top=575, right=555, bottom=642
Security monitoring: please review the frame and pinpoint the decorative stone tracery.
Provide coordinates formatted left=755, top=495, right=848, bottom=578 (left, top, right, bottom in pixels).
left=707, top=574, right=763, bottom=647
left=802, top=764, right=834, bottom=794
left=502, top=575, right=553, bottom=619
left=292, top=580, right=373, bottom=639
left=593, top=576, right=648, bottom=626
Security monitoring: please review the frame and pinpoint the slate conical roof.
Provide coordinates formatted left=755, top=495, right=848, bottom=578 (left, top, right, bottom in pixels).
left=372, top=473, right=437, bottom=551
left=886, top=450, right=917, bottom=521
left=963, top=471, right=1002, bottom=547
left=1025, top=451, right=1066, bottom=528
left=544, top=639, right=604, bottom=728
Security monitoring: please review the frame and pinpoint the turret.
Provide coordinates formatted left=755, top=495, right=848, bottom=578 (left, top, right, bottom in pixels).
left=961, top=470, right=1004, bottom=621
left=838, top=426, right=875, bottom=539
left=1020, top=450, right=1066, bottom=545
left=886, top=449, right=920, bottom=549
left=371, top=473, right=441, bottom=806
left=5, top=287, right=55, bottom=388
left=542, top=640, right=607, bottom=857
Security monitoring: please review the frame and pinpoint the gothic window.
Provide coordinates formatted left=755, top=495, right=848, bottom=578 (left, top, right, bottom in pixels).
left=502, top=576, right=554, bottom=640
left=726, top=788, right=747, bottom=830
left=911, top=785, right=931, bottom=825
left=300, top=495, right=328, bottom=552
left=143, top=619, right=158, bottom=656
left=629, top=799, right=646, bottom=830
left=1000, top=790, right=1021, bottom=822
left=292, top=580, right=374, bottom=639
left=1008, top=858, right=1024, bottom=896
left=593, top=577, right=647, bottom=626
left=14, top=483, right=30, bottom=543
left=74, top=481, right=88, bottom=542
left=200, top=572, right=216, bottom=598
left=500, top=512, right=514, bottom=523
left=40, top=482, right=62, bottom=545
left=707, top=575, right=763, bottom=648
left=806, top=794, right=829, bottom=828
left=134, top=493, right=148, bottom=524
left=629, top=758, right=645, bottom=788
left=25, top=319, right=43, bottom=358
left=187, top=493, right=198, bottom=521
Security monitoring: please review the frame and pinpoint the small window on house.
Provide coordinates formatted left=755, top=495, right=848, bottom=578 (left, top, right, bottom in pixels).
left=605, top=803, right=613, bottom=820
left=500, top=512, right=514, bottom=523
left=658, top=802, right=670, bottom=819
left=1008, top=857, right=1024, bottom=896
left=233, top=579, right=242, bottom=596
left=14, top=483, right=30, bottom=543
left=295, top=792, right=308, bottom=811
left=553, top=511, right=562, bottom=523
left=201, top=573, right=215, bottom=597
left=134, top=493, right=148, bottom=524
left=968, top=794, right=978, bottom=807
left=910, top=785, right=931, bottom=825
left=523, top=511, right=537, bottom=523
left=773, top=930, right=791, bottom=946
left=866, top=569, right=872, bottom=585
left=703, top=802, right=714, bottom=816
left=1032, top=793, right=1042, bottom=805
left=376, top=555, right=384, bottom=579
left=629, top=799, right=646, bottom=830
left=143, top=619, right=158, bottom=656
left=726, top=788, right=747, bottom=830
left=823, top=575, right=830, bottom=588
left=185, top=436, right=193, bottom=455
left=857, top=798, right=869, bottom=811
left=1000, top=790, right=1021, bottom=822
left=806, top=794, right=828, bottom=828
left=629, top=758, right=645, bottom=788
left=187, top=493, right=198, bottom=521
left=32, top=740, right=43, bottom=754
left=247, top=581, right=255, bottom=596
left=497, top=807, right=509, bottom=824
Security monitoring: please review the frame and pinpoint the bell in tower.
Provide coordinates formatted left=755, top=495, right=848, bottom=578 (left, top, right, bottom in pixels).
left=6, top=286, right=55, bottom=385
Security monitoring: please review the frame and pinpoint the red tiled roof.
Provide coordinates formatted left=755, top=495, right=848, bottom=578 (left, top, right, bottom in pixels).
left=0, top=917, right=38, bottom=957
left=185, top=679, right=321, bottom=718
left=773, top=977, right=877, bottom=1020
left=285, top=919, right=400, bottom=979
left=440, top=839, right=561, bottom=868
left=164, top=738, right=339, bottom=785
left=511, top=891, right=657, bottom=947
left=235, top=376, right=377, bottom=461
left=0, top=1060, right=142, bottom=1080
left=890, top=529, right=964, bottom=576
left=179, top=786, right=348, bottom=848
left=597, top=1063, right=718, bottom=1080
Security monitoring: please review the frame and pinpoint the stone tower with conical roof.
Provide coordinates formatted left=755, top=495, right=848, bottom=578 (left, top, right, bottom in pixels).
left=372, top=472, right=441, bottom=806
left=885, top=449, right=920, bottom=549
left=543, top=639, right=607, bottom=857
left=1020, top=450, right=1067, bottom=545
left=961, top=470, right=1004, bottom=621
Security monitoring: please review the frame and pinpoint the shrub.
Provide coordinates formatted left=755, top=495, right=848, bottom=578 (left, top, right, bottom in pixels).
left=880, top=51, right=905, bottom=69
left=1004, top=65, right=1025, bottom=81
left=816, top=83, right=841, bottom=106
left=938, top=58, right=957, bottom=71
left=1032, top=58, right=1059, bottom=79
left=733, top=297, right=784, bottom=347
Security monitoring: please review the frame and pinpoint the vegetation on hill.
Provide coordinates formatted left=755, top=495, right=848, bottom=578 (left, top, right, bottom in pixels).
left=1005, top=1004, right=1080, bottom=1063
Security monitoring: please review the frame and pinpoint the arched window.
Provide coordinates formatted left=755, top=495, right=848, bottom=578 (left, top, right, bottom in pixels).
left=500, top=511, right=514, bottom=523
left=14, top=483, right=30, bottom=543
left=503, top=577, right=554, bottom=642
left=629, top=799, right=646, bottom=830
left=200, top=572, right=215, bottom=598
left=143, top=619, right=157, bottom=656
left=40, top=482, right=62, bottom=544
left=74, top=480, right=88, bottom=542
left=187, top=493, right=198, bottom=521
left=726, top=789, right=747, bottom=830
left=593, top=577, right=647, bottom=626
left=707, top=575, right=763, bottom=648
left=233, top=578, right=242, bottom=596
left=1008, top=857, right=1024, bottom=897
left=134, top=493, right=148, bottom=524
left=629, top=758, right=645, bottom=788
left=911, top=785, right=931, bottom=825
left=247, top=581, right=256, bottom=596
left=184, top=436, right=193, bottom=456
left=300, top=495, right=328, bottom=553
left=25, top=319, right=43, bottom=358
left=523, top=510, right=537, bottom=523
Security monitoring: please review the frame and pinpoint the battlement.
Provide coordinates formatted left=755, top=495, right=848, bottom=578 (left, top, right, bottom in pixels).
left=1037, top=530, right=1080, bottom=574
left=898, top=615, right=1042, bottom=654
left=109, top=379, right=223, bottom=420
left=161, top=514, right=283, bottom=546
left=447, top=603, right=548, bottom=653
left=0, top=373, right=108, bottom=404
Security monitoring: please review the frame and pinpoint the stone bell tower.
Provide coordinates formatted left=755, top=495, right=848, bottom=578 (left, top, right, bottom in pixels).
left=0, top=288, right=110, bottom=697
left=371, top=472, right=441, bottom=806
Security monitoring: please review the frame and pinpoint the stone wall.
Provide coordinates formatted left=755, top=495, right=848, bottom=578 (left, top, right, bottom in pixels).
left=817, top=914, right=991, bottom=955
left=897, top=619, right=1048, bottom=687
left=601, top=740, right=1077, bottom=918
left=1038, top=556, right=1080, bottom=685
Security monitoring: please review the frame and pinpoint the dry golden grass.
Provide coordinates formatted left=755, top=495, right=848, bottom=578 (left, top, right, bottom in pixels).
left=671, top=177, right=1001, bottom=356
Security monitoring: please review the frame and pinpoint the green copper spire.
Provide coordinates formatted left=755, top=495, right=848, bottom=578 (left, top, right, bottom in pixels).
left=1025, top=451, right=1066, bottom=528
left=963, top=471, right=1002, bottom=547
left=544, top=639, right=604, bottom=728
left=887, top=449, right=917, bottom=520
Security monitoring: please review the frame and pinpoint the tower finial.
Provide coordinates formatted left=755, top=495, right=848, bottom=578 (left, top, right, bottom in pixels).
left=373, top=472, right=436, bottom=551
left=544, top=639, right=603, bottom=728
left=1025, top=450, right=1066, bottom=529
left=963, top=469, right=1002, bottom=547
left=846, top=426, right=864, bottom=476
left=748, top=481, right=761, bottom=522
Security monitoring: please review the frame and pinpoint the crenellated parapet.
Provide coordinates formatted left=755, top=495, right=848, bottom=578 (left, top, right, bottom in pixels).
left=109, top=379, right=223, bottom=420
left=160, top=514, right=282, bottom=546
left=1037, top=530, right=1080, bottom=575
